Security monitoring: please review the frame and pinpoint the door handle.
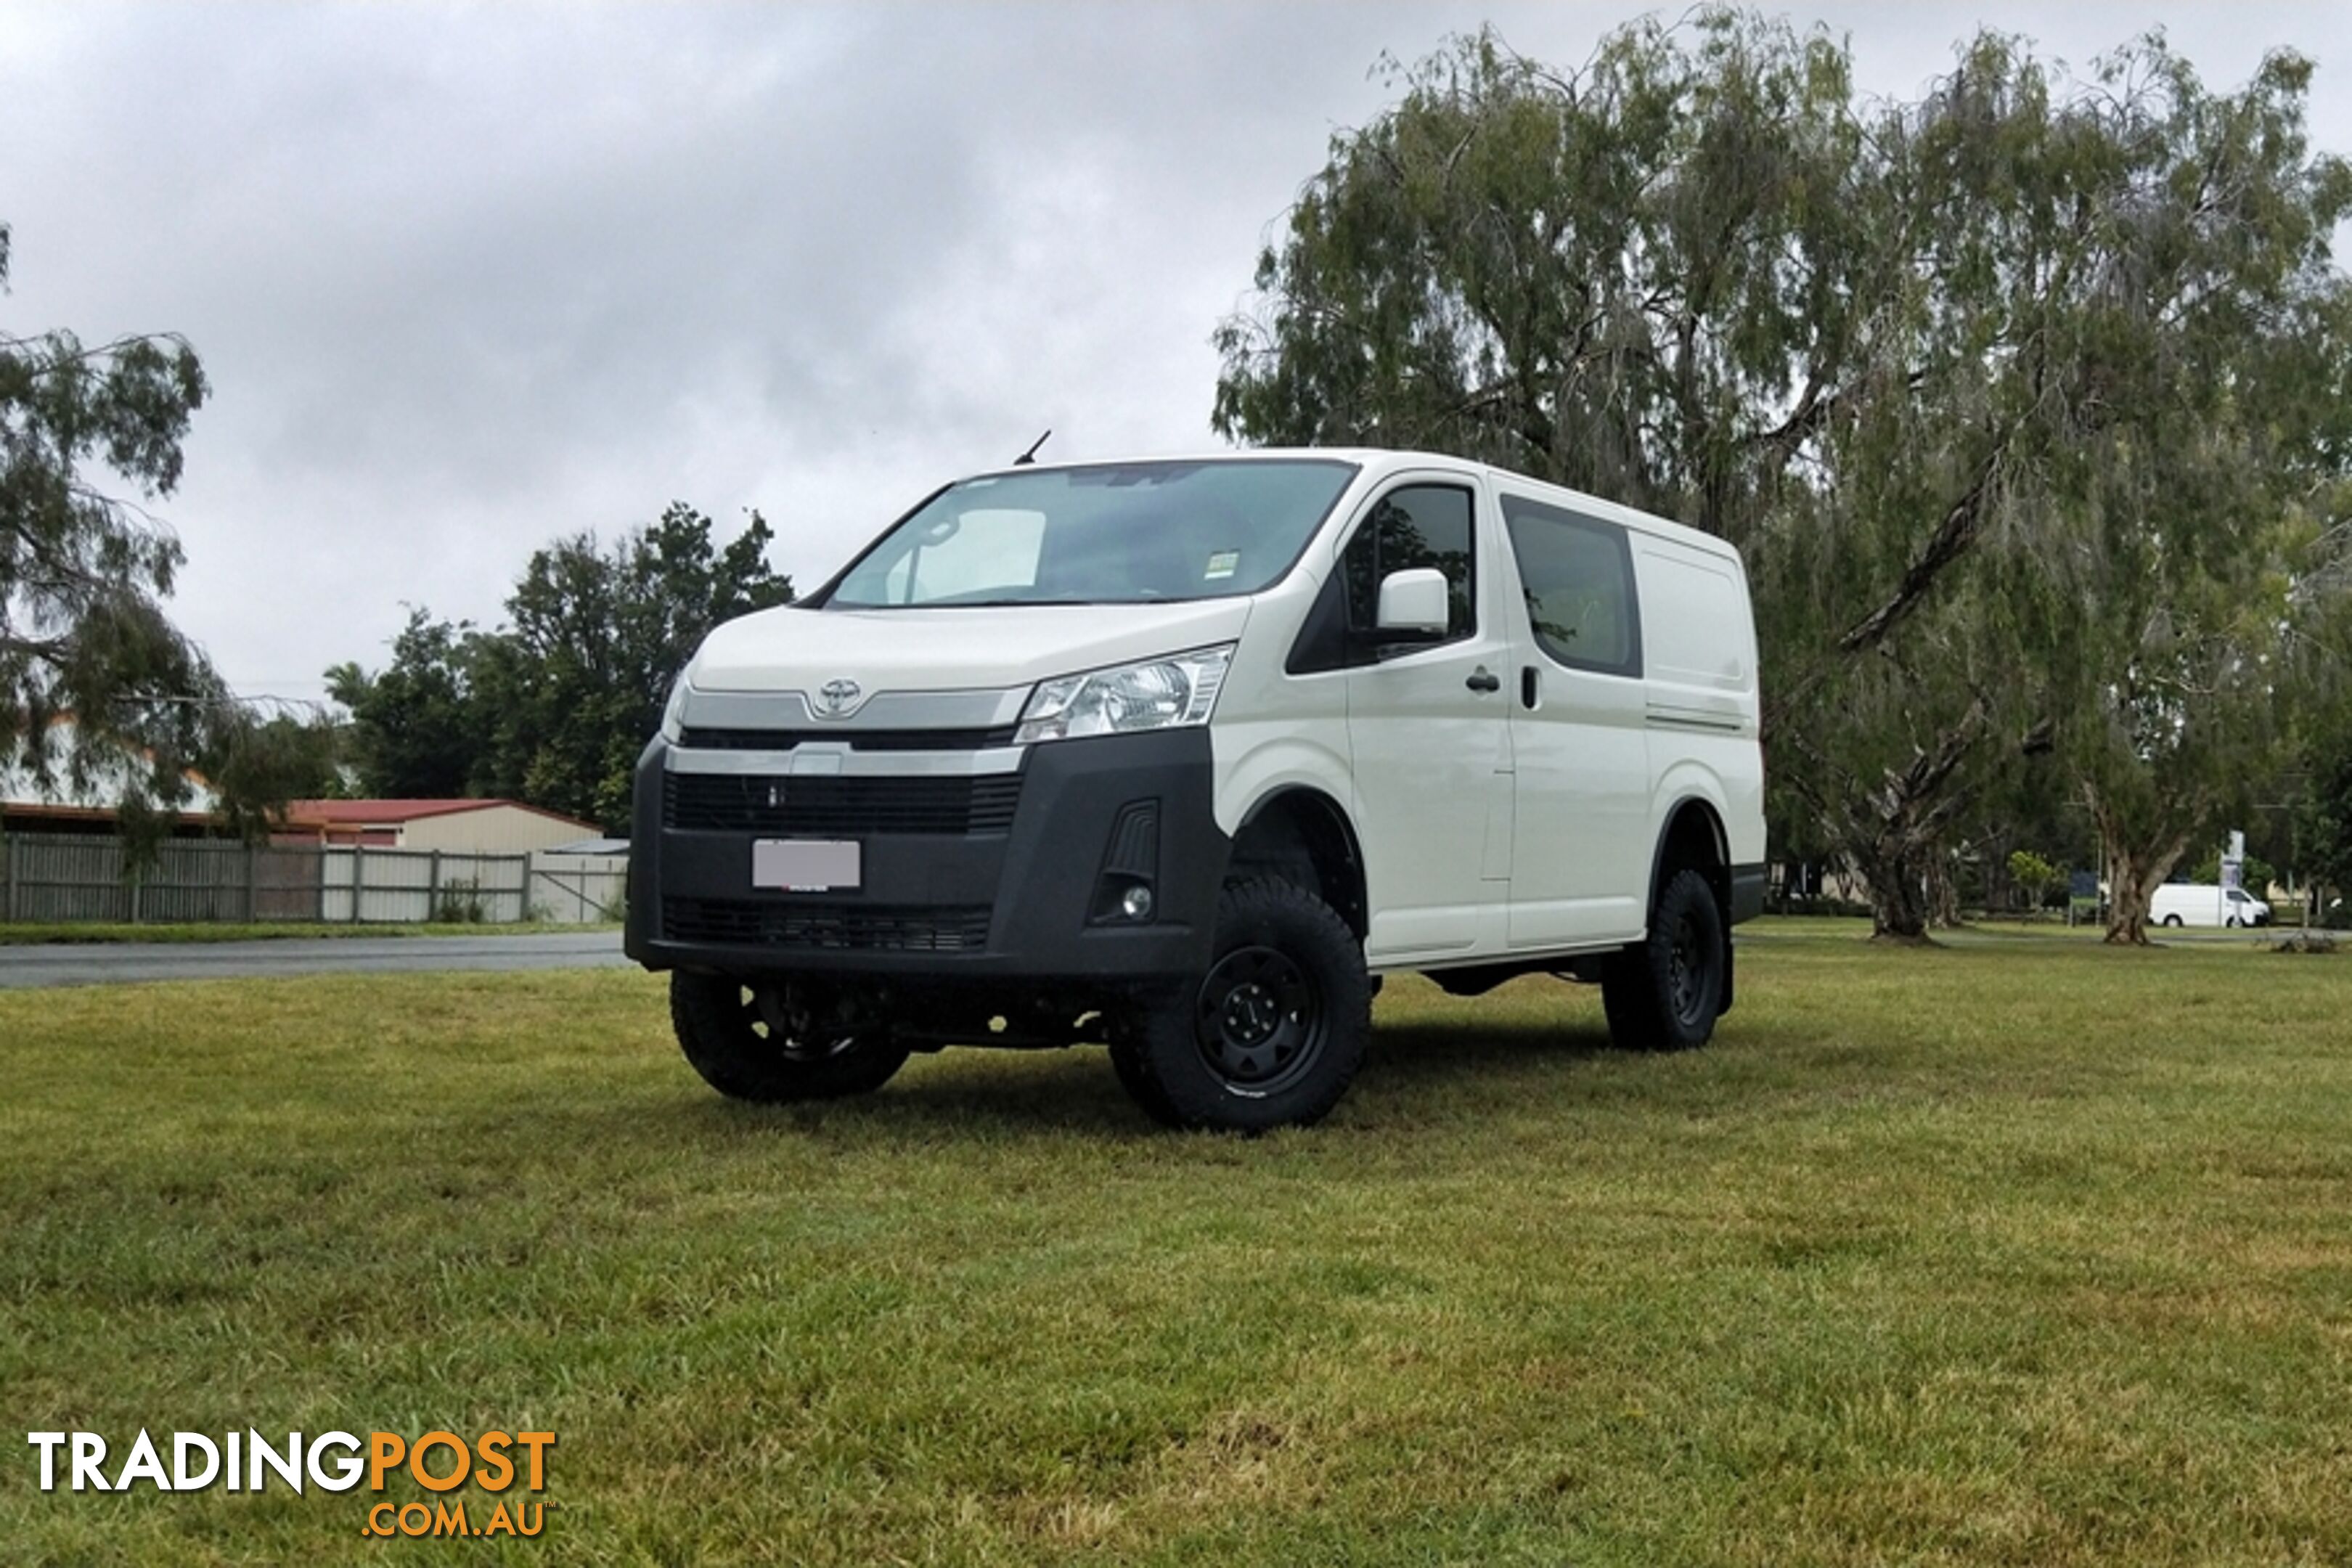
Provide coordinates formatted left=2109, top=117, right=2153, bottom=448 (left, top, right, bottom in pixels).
left=1521, top=666, right=1540, bottom=709
left=1465, top=668, right=1500, bottom=693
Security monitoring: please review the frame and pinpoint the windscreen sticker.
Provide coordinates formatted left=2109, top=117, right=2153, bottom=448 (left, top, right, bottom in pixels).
left=1204, top=550, right=1240, bottom=580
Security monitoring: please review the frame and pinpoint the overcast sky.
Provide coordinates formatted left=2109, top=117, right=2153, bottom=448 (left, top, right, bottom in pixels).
left=5, top=1, right=2348, bottom=707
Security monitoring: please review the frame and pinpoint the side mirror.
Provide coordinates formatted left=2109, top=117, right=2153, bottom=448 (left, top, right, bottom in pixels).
left=1375, top=568, right=1450, bottom=636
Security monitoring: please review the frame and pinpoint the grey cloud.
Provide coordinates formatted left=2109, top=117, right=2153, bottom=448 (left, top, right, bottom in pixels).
left=2, top=1, right=2344, bottom=697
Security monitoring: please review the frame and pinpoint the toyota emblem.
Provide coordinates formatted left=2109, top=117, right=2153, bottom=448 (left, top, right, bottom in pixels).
left=814, top=677, right=862, bottom=718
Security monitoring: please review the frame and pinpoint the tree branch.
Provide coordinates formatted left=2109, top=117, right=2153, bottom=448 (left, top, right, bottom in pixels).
left=1836, top=443, right=2006, bottom=655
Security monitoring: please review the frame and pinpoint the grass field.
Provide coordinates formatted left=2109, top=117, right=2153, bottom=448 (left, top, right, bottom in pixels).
left=2, top=920, right=2348, bottom=1565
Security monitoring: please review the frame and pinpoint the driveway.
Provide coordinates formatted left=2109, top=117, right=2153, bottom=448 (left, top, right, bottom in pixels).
left=0, top=930, right=632, bottom=989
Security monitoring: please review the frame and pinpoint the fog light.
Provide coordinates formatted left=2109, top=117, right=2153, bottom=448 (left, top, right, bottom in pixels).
left=1120, top=885, right=1155, bottom=920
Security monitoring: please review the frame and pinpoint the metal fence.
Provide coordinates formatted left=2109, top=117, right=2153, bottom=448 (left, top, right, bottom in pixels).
left=0, top=833, right=626, bottom=926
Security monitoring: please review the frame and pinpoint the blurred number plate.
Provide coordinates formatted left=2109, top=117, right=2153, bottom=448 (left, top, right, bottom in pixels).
left=752, top=839, right=861, bottom=891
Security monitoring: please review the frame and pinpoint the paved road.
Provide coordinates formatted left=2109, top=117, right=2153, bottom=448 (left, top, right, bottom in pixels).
left=0, top=930, right=632, bottom=989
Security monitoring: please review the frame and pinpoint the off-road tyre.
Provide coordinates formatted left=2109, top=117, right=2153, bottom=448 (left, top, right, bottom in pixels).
left=671, top=973, right=910, bottom=1103
left=1111, top=878, right=1371, bottom=1132
left=1601, top=867, right=1727, bottom=1053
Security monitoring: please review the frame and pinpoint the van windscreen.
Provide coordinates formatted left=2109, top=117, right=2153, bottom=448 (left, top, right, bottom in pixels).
left=827, top=460, right=1357, bottom=608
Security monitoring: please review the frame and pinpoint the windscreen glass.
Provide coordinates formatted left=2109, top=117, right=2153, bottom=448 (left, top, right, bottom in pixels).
left=828, top=460, right=1357, bottom=608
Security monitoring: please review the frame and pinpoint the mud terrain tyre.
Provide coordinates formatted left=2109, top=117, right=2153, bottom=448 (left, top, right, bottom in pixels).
left=1601, top=867, right=1727, bottom=1053
left=1110, top=879, right=1371, bottom=1132
left=671, top=973, right=910, bottom=1103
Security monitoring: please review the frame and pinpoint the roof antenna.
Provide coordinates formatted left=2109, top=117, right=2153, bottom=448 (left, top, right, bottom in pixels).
left=1013, top=428, right=1052, bottom=465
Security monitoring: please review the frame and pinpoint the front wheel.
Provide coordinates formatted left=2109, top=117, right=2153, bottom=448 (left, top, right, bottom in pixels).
left=1602, top=868, right=1726, bottom=1052
left=671, top=974, right=910, bottom=1103
left=1110, top=879, right=1371, bottom=1131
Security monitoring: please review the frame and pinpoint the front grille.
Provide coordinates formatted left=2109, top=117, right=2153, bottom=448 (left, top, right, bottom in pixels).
left=662, top=897, right=993, bottom=952
left=679, top=725, right=1019, bottom=752
left=663, top=772, right=1021, bottom=836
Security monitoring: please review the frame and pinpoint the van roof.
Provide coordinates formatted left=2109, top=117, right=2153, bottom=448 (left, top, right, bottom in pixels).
left=957, top=447, right=1741, bottom=564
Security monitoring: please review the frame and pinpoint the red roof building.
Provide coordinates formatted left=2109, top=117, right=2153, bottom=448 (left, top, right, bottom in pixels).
left=277, top=799, right=602, bottom=852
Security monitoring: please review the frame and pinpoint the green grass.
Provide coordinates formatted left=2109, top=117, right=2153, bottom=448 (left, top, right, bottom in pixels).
left=0, top=920, right=616, bottom=945
left=1, top=920, right=2347, bottom=1564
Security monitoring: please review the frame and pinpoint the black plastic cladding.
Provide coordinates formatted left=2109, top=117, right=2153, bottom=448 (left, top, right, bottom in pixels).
left=626, top=728, right=1228, bottom=981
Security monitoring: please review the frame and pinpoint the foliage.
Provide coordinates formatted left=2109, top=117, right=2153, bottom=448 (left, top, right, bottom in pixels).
left=2282, top=506, right=2352, bottom=921
left=2295, top=679, right=2352, bottom=916
left=328, top=503, right=791, bottom=831
left=325, top=611, right=487, bottom=800
left=1, top=221, right=329, bottom=853
left=2184, top=847, right=2279, bottom=894
left=1211, top=12, right=2352, bottom=943
left=2006, top=849, right=2062, bottom=908
left=430, top=876, right=488, bottom=924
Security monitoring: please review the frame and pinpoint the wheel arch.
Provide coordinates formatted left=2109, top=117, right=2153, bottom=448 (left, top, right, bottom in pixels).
left=1228, top=785, right=1369, bottom=939
left=1649, top=795, right=1731, bottom=922
left=1646, top=794, right=1736, bottom=1015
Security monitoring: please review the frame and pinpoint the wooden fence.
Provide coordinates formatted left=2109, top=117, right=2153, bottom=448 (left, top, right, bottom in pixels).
left=0, top=833, right=626, bottom=926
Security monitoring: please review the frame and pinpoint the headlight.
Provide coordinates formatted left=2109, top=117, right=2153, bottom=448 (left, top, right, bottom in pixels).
left=1016, top=645, right=1234, bottom=745
left=659, top=674, right=693, bottom=742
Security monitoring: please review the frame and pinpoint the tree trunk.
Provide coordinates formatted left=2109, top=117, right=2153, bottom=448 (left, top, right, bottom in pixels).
left=2091, top=791, right=2195, bottom=945
left=1787, top=702, right=1990, bottom=946
left=1853, top=840, right=1936, bottom=943
left=1927, top=854, right=1964, bottom=929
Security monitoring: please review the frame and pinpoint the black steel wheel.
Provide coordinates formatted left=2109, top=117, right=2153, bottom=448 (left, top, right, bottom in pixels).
left=1602, top=867, right=1727, bottom=1052
left=1194, top=944, right=1327, bottom=1095
left=1112, top=878, right=1370, bottom=1131
left=671, top=973, right=910, bottom=1103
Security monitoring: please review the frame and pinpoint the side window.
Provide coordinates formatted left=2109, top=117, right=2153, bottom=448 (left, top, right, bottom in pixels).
left=1501, top=496, right=1641, bottom=677
left=1340, top=485, right=1477, bottom=645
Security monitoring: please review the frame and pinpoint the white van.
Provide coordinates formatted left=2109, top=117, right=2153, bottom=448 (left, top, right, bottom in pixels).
left=627, top=451, right=1766, bottom=1130
left=2150, top=883, right=2271, bottom=929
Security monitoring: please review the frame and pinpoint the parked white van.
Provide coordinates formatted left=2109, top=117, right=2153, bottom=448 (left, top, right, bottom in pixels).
left=627, top=451, right=1766, bottom=1130
left=2150, top=883, right=2271, bottom=928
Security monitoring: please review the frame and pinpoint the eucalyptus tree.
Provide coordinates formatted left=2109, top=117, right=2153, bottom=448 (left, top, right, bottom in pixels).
left=2284, top=510, right=2352, bottom=928
left=1212, top=12, right=2352, bottom=942
left=1212, top=12, right=2038, bottom=939
left=1, top=221, right=322, bottom=847
left=2009, top=47, right=2352, bottom=942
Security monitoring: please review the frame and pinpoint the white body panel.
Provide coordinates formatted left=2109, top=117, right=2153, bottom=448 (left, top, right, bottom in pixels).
left=693, top=598, right=1254, bottom=695
left=1337, top=468, right=1516, bottom=961
left=672, top=448, right=1767, bottom=973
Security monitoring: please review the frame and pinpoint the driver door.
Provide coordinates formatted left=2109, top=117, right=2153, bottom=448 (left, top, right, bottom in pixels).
left=1334, top=478, right=1515, bottom=961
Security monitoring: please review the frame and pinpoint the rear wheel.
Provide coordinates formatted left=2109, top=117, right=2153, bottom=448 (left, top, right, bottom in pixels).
left=2162, top=914, right=2184, bottom=928
left=1111, top=879, right=1371, bottom=1131
left=671, top=973, right=910, bottom=1103
left=1602, top=867, right=1726, bottom=1052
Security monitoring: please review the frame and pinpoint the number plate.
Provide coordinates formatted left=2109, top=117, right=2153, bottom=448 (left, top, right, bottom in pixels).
left=751, top=839, right=861, bottom=891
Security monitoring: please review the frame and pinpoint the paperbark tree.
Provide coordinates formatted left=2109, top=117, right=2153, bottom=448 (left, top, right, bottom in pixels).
left=1211, top=14, right=2352, bottom=942
left=2011, top=49, right=2352, bottom=942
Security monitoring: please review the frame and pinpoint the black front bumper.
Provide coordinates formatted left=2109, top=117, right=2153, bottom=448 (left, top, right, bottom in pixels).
left=625, top=729, right=1228, bottom=983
